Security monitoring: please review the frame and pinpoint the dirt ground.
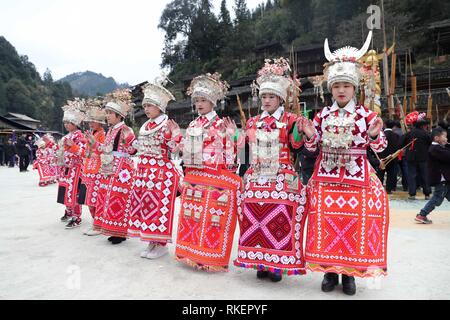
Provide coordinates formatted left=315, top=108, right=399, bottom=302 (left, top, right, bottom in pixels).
left=1, top=166, right=449, bottom=300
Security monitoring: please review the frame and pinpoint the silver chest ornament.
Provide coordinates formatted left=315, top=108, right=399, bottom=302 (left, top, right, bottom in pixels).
left=56, top=138, right=66, bottom=166
left=100, top=141, right=115, bottom=175
left=135, top=130, right=164, bottom=158
left=321, top=112, right=357, bottom=170
left=249, top=121, right=284, bottom=181
left=183, top=126, right=204, bottom=168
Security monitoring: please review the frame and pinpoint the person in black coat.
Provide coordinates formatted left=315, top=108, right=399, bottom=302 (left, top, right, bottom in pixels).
left=402, top=119, right=432, bottom=199
left=377, top=120, right=401, bottom=193
left=392, top=121, right=409, bottom=191
left=0, top=139, right=4, bottom=166
left=415, top=127, right=450, bottom=224
left=4, top=139, right=16, bottom=167
left=15, top=134, right=31, bottom=172
left=295, top=145, right=319, bottom=185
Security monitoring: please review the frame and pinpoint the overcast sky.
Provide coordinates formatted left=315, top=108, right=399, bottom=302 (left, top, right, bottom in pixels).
left=0, top=0, right=264, bottom=85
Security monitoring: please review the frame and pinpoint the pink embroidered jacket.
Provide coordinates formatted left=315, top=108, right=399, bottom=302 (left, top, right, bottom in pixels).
left=305, top=102, right=387, bottom=187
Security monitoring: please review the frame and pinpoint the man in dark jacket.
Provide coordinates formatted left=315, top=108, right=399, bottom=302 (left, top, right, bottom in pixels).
left=402, top=119, right=432, bottom=200
left=378, top=120, right=401, bottom=193
left=4, top=139, right=16, bottom=167
left=0, top=139, right=4, bottom=166
left=415, top=127, right=450, bottom=224
left=15, top=134, right=31, bottom=172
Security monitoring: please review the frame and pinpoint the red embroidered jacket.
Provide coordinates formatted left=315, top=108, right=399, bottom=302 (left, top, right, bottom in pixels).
left=305, top=103, right=387, bottom=187
left=244, top=109, right=303, bottom=165
left=134, top=115, right=183, bottom=160
left=83, top=128, right=106, bottom=175
left=62, top=130, right=87, bottom=167
left=180, top=111, right=238, bottom=172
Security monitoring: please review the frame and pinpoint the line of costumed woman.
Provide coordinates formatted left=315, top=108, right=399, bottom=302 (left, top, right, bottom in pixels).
left=298, top=31, right=390, bottom=295
left=45, top=32, right=389, bottom=297
left=233, top=58, right=308, bottom=282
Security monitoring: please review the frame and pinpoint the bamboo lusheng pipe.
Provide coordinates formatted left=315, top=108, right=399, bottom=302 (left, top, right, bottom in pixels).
left=402, top=97, right=408, bottom=117
left=360, top=84, right=366, bottom=105
left=427, top=95, right=433, bottom=121
left=381, top=0, right=394, bottom=119
left=411, top=76, right=417, bottom=109
left=379, top=138, right=417, bottom=170
left=404, top=51, right=408, bottom=114
left=436, top=105, right=440, bottom=124
left=285, top=89, right=291, bottom=112
left=390, top=52, right=397, bottom=94
left=293, top=82, right=302, bottom=116
left=390, top=27, right=397, bottom=95
left=395, top=95, right=407, bottom=134
left=408, top=50, right=417, bottom=110
left=236, top=95, right=247, bottom=129
left=427, top=58, right=433, bottom=124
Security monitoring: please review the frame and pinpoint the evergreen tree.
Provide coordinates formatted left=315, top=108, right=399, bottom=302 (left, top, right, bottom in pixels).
left=158, top=0, right=198, bottom=68
left=43, top=68, right=53, bottom=84
left=185, top=0, right=220, bottom=64
left=218, top=0, right=233, bottom=56
left=231, top=0, right=254, bottom=60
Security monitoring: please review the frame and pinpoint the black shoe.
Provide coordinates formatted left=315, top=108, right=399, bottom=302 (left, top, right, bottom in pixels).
left=342, top=274, right=356, bottom=296
left=321, top=273, right=339, bottom=292
left=60, top=214, right=70, bottom=222
left=268, top=272, right=282, bottom=282
left=108, top=236, right=114, bottom=242
left=110, top=237, right=126, bottom=245
left=256, top=270, right=269, bottom=279
left=65, top=218, right=81, bottom=229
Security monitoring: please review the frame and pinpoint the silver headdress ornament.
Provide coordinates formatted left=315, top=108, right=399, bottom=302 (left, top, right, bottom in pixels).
left=62, top=98, right=87, bottom=126
left=141, top=73, right=176, bottom=114
left=104, top=89, right=135, bottom=118
left=323, top=31, right=373, bottom=91
left=35, top=137, right=46, bottom=148
left=187, top=72, right=230, bottom=107
left=256, top=57, right=293, bottom=102
left=84, top=98, right=106, bottom=124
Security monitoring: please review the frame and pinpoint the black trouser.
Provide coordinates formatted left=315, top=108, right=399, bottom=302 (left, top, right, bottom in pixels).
left=19, top=154, right=30, bottom=171
left=5, top=154, right=15, bottom=167
left=399, top=160, right=408, bottom=191
left=407, top=161, right=431, bottom=197
left=379, top=162, right=399, bottom=192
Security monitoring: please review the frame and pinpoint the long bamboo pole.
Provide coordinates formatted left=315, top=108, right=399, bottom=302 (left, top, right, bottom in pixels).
left=381, top=0, right=395, bottom=119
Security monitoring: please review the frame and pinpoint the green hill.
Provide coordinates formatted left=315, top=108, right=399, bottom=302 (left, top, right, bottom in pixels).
left=0, top=36, right=73, bottom=131
left=59, top=71, right=129, bottom=97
